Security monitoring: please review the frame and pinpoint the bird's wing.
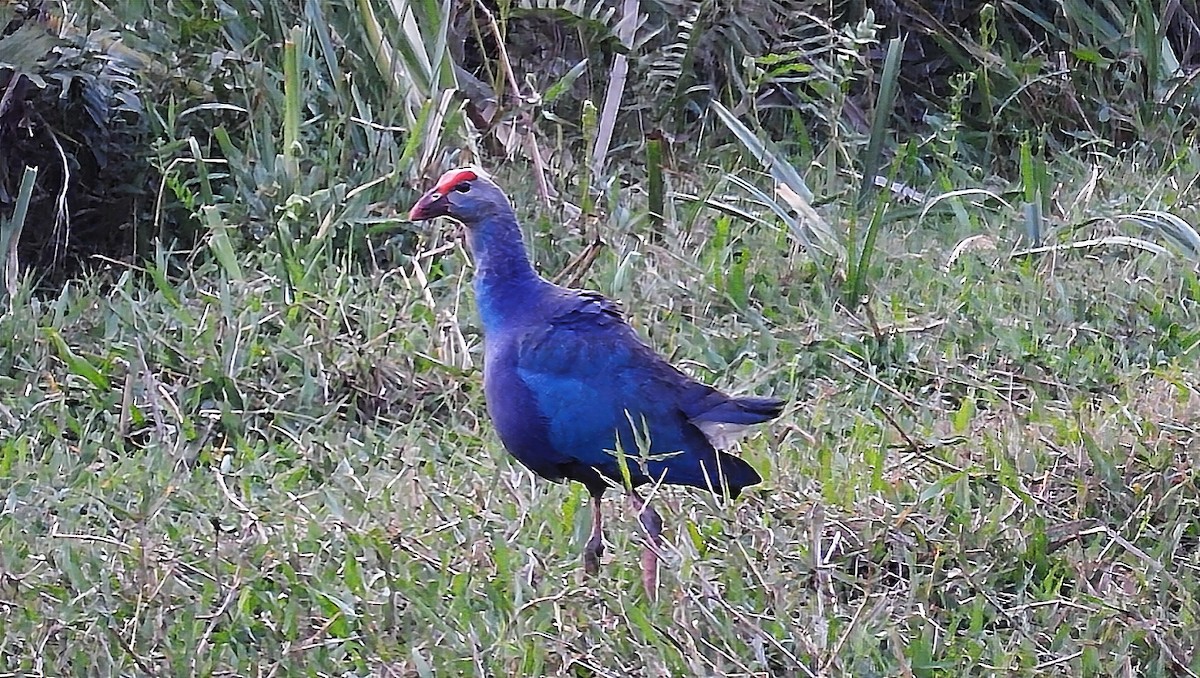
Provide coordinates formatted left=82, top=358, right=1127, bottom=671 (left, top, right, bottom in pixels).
left=511, top=292, right=686, bottom=464
left=516, top=290, right=782, bottom=427
left=509, top=290, right=766, bottom=493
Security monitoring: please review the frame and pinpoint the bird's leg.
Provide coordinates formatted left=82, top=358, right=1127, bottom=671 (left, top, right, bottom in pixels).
left=583, top=493, right=604, bottom=576
left=629, top=490, right=663, bottom=600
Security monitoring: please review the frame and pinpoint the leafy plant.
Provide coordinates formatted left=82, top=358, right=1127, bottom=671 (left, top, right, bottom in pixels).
left=98, top=0, right=476, bottom=290
left=0, top=4, right=152, bottom=278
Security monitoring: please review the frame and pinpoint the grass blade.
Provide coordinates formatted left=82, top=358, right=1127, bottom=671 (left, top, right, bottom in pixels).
left=46, top=328, right=110, bottom=390
left=186, top=137, right=214, bottom=206
left=709, top=100, right=842, bottom=257
left=857, top=36, right=904, bottom=209
left=543, top=58, right=589, bottom=105
left=0, top=165, right=36, bottom=302
left=202, top=206, right=245, bottom=282
left=590, top=0, right=640, bottom=176
left=282, top=25, right=304, bottom=182
left=646, top=130, right=665, bottom=239
left=1117, top=210, right=1200, bottom=257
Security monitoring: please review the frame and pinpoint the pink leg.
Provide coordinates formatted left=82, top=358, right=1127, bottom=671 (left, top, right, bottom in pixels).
left=629, top=490, right=663, bottom=600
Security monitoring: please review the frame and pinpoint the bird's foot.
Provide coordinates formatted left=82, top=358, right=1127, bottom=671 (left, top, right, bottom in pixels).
left=638, top=503, right=664, bottom=539
left=583, top=533, right=604, bottom=576
left=631, top=492, right=664, bottom=601
left=640, top=546, right=659, bottom=601
left=583, top=494, right=605, bottom=576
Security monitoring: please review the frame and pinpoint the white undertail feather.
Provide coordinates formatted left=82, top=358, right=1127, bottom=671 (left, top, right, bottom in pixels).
left=695, top=421, right=752, bottom=449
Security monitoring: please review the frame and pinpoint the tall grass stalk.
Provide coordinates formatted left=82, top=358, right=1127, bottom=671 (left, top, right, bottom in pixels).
left=0, top=166, right=36, bottom=302
left=857, top=36, right=904, bottom=209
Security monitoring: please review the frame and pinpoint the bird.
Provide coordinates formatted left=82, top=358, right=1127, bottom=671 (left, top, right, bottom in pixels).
left=407, top=166, right=783, bottom=597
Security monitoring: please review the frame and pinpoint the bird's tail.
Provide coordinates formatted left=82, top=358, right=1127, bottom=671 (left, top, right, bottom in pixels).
left=655, top=450, right=762, bottom=499
left=690, top=394, right=785, bottom=426
left=673, top=390, right=780, bottom=494
left=714, top=452, right=762, bottom=499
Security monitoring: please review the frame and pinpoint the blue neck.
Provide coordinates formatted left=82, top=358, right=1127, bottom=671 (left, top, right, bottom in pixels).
left=469, top=212, right=544, bottom=331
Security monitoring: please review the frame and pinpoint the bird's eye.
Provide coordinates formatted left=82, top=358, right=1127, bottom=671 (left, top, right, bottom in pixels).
left=453, top=182, right=472, bottom=193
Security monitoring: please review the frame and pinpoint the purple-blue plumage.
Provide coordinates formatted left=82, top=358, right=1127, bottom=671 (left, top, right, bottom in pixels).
left=408, top=167, right=784, bottom=594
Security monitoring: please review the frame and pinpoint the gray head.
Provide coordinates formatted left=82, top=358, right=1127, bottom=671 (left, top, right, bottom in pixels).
left=407, top=167, right=513, bottom=226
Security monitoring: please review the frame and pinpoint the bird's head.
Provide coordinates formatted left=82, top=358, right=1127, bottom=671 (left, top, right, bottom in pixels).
left=407, top=167, right=511, bottom=226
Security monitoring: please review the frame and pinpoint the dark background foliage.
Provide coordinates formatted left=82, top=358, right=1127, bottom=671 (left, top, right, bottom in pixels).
left=2, top=0, right=1197, bottom=277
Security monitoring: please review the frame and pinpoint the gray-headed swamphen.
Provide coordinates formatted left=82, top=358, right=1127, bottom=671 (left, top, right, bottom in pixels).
left=408, top=167, right=783, bottom=597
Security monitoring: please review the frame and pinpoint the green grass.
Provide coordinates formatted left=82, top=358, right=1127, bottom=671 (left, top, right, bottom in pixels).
left=5, top=1, right=1200, bottom=675
left=2, top=153, right=1199, bottom=676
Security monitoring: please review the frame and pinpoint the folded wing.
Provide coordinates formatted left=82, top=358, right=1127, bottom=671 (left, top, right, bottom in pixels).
left=512, top=291, right=781, bottom=497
